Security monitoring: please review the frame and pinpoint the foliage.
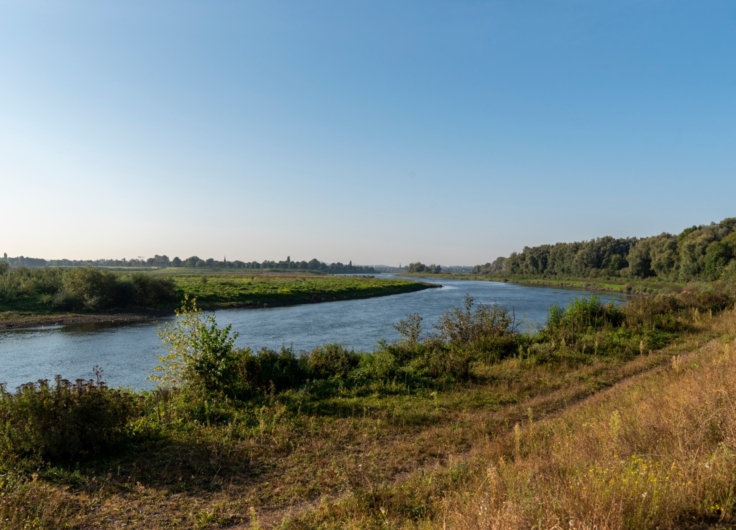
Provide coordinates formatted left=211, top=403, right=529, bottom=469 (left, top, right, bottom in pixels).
left=239, top=347, right=307, bottom=395
left=4, top=288, right=736, bottom=528
left=303, top=343, right=360, bottom=380
left=407, top=262, right=442, bottom=273
left=434, top=295, right=517, bottom=344
left=476, top=216, right=736, bottom=281
left=0, top=266, right=176, bottom=311
left=154, top=297, right=244, bottom=396
left=2, top=254, right=376, bottom=273
left=442, top=311, right=736, bottom=529
left=391, top=313, right=423, bottom=345
left=170, top=274, right=427, bottom=309
left=0, top=268, right=427, bottom=317
left=0, top=370, right=135, bottom=461
left=547, top=295, right=625, bottom=333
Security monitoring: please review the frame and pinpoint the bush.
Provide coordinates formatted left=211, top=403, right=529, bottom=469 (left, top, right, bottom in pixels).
left=303, top=343, right=360, bottom=380
left=155, top=297, right=246, bottom=396
left=240, top=347, right=306, bottom=394
left=155, top=298, right=308, bottom=398
left=434, top=296, right=517, bottom=345
left=62, top=267, right=120, bottom=309
left=50, top=289, right=80, bottom=310
left=0, top=266, right=178, bottom=310
left=421, top=345, right=473, bottom=380
left=547, top=296, right=625, bottom=339
left=0, top=372, right=136, bottom=461
left=128, top=273, right=177, bottom=306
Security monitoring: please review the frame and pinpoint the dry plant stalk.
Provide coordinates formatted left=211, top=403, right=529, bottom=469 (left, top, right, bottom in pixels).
left=443, top=309, right=736, bottom=530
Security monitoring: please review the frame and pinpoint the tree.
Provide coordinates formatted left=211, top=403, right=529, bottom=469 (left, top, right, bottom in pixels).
left=153, top=297, right=243, bottom=396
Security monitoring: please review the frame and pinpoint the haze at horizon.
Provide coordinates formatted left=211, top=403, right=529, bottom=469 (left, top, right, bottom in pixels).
left=2, top=1, right=735, bottom=265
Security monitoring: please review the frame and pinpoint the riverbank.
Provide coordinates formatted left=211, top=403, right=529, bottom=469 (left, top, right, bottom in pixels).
left=398, top=271, right=691, bottom=294
left=2, top=289, right=734, bottom=528
left=0, top=275, right=438, bottom=330
left=0, top=311, right=159, bottom=330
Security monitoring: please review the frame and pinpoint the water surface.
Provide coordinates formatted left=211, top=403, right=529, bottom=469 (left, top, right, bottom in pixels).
left=0, top=276, right=625, bottom=390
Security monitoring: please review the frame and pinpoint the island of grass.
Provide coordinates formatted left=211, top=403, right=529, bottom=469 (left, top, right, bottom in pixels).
left=0, top=267, right=438, bottom=329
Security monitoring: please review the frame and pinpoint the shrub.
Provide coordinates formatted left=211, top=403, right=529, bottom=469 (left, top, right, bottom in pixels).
left=303, top=343, right=360, bottom=380
left=392, top=313, right=423, bottom=345
left=547, top=296, right=625, bottom=339
left=62, top=267, right=120, bottom=309
left=128, top=273, right=177, bottom=306
left=50, top=289, right=81, bottom=310
left=434, top=295, right=517, bottom=345
left=0, top=266, right=178, bottom=310
left=421, top=345, right=473, bottom=380
left=240, top=347, right=306, bottom=394
left=155, top=297, right=245, bottom=396
left=155, top=298, right=308, bottom=398
left=0, top=371, right=135, bottom=461
left=352, top=349, right=399, bottom=382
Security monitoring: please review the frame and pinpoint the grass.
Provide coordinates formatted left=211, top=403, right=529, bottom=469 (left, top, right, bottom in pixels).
left=168, top=273, right=434, bottom=309
left=400, top=270, right=694, bottom=295
left=438, top=310, right=736, bottom=529
left=2, top=288, right=735, bottom=528
left=0, top=270, right=434, bottom=328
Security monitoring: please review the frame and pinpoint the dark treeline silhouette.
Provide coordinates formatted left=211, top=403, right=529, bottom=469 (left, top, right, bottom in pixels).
left=473, top=217, right=736, bottom=281
left=0, top=253, right=375, bottom=274
left=407, top=262, right=442, bottom=274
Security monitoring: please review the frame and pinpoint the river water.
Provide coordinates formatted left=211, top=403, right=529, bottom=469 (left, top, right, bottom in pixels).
left=0, top=276, right=626, bottom=390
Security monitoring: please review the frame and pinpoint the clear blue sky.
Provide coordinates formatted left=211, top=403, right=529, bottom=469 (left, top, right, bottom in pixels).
left=2, top=1, right=735, bottom=265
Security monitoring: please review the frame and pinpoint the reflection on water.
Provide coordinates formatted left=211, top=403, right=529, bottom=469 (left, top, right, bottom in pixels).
left=0, top=276, right=626, bottom=390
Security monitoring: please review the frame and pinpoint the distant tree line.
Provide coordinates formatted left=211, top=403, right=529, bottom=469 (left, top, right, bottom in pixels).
left=0, top=253, right=375, bottom=274
left=407, top=262, right=442, bottom=274
left=473, top=217, right=736, bottom=281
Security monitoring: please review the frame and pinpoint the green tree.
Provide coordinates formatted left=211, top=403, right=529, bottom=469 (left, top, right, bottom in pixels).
left=153, top=297, right=243, bottom=396
left=704, top=241, right=732, bottom=280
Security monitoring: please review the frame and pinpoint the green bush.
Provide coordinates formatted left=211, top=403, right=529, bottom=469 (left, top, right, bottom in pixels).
left=128, top=273, right=177, bottom=306
left=241, top=347, right=306, bottom=394
left=62, top=267, right=120, bottom=309
left=0, top=266, right=177, bottom=310
left=0, top=372, right=136, bottom=461
left=421, top=345, right=473, bottom=380
left=352, top=349, right=399, bottom=382
left=156, top=298, right=306, bottom=398
left=547, top=296, right=625, bottom=338
left=434, top=296, right=517, bottom=345
left=303, top=343, right=360, bottom=380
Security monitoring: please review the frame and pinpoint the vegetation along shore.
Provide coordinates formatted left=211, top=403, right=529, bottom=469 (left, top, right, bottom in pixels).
left=1, top=279, right=735, bottom=528
left=0, top=266, right=436, bottom=329
left=400, top=217, right=736, bottom=297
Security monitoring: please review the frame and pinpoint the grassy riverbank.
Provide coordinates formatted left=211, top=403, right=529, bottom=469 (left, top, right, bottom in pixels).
left=2, top=285, right=735, bottom=528
left=399, top=270, right=695, bottom=295
left=0, top=269, right=434, bottom=329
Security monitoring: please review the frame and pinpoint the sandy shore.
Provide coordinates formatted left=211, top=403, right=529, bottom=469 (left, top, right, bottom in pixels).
left=0, top=312, right=161, bottom=330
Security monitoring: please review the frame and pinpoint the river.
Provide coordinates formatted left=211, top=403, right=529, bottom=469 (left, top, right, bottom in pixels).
left=0, top=276, right=626, bottom=390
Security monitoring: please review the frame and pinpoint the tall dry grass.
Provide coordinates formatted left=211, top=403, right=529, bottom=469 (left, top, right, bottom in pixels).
left=443, top=308, right=736, bottom=530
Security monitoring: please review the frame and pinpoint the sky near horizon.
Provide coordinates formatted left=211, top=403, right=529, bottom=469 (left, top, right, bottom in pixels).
left=1, top=1, right=735, bottom=266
